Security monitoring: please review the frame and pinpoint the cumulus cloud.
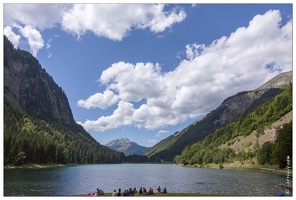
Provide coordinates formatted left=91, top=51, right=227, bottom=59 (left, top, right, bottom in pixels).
left=77, top=100, right=135, bottom=132
left=4, top=24, right=44, bottom=57
left=3, top=4, right=67, bottom=57
left=4, top=4, right=186, bottom=56
left=77, top=90, right=119, bottom=109
left=78, top=9, right=292, bottom=132
left=99, top=62, right=163, bottom=102
left=4, top=26, right=21, bottom=48
left=17, top=25, right=44, bottom=57
left=148, top=139, right=157, bottom=143
left=3, top=4, right=67, bottom=30
left=185, top=44, right=204, bottom=61
left=143, top=4, right=186, bottom=33
left=61, top=4, right=186, bottom=40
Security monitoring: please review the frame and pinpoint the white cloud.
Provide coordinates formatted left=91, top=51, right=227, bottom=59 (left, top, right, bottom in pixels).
left=4, top=4, right=186, bottom=56
left=61, top=4, right=186, bottom=40
left=99, top=62, right=164, bottom=102
left=148, top=139, right=156, bottom=143
left=77, top=90, right=119, bottom=109
left=3, top=4, right=67, bottom=57
left=156, top=130, right=169, bottom=137
left=3, top=4, right=67, bottom=30
left=185, top=44, right=204, bottom=61
left=77, top=100, right=135, bottom=132
left=143, top=4, right=186, bottom=33
left=4, top=26, right=21, bottom=48
left=17, top=25, right=44, bottom=57
left=78, top=10, right=292, bottom=132
left=46, top=39, right=52, bottom=49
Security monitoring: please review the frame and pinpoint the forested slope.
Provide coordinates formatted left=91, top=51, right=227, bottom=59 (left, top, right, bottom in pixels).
left=145, top=70, right=292, bottom=162
left=174, top=84, right=292, bottom=168
left=145, top=74, right=291, bottom=162
left=3, top=36, right=124, bottom=165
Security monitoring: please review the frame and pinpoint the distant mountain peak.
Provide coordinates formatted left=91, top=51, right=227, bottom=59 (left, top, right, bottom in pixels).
left=255, top=71, right=292, bottom=91
left=106, top=138, right=131, bottom=147
left=105, top=138, right=150, bottom=156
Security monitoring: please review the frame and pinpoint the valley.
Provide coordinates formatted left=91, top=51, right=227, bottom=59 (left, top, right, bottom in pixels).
left=4, top=35, right=292, bottom=172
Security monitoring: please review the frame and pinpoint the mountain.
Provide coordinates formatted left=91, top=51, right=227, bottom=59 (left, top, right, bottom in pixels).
left=3, top=36, right=124, bottom=165
left=4, top=37, right=75, bottom=125
left=175, top=84, right=292, bottom=168
left=255, top=71, right=292, bottom=90
left=105, top=138, right=150, bottom=156
left=145, top=71, right=292, bottom=162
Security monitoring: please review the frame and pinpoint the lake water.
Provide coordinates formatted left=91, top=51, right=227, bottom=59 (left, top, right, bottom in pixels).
left=4, top=164, right=288, bottom=196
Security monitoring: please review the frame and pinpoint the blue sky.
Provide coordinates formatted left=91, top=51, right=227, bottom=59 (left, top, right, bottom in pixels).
left=2, top=2, right=293, bottom=147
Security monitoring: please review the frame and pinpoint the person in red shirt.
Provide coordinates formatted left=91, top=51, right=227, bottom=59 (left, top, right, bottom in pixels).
left=149, top=187, right=153, bottom=194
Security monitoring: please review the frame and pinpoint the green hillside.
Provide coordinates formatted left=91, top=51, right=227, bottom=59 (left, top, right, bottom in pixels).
left=174, top=84, right=292, bottom=169
left=145, top=77, right=291, bottom=162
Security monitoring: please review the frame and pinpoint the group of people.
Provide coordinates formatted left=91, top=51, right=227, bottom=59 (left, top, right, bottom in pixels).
left=138, top=187, right=153, bottom=195
left=112, top=188, right=137, bottom=196
left=95, top=188, right=104, bottom=196
left=111, top=186, right=167, bottom=196
left=156, top=186, right=167, bottom=194
left=84, top=188, right=104, bottom=196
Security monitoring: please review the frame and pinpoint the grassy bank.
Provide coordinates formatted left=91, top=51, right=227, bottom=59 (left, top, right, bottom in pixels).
left=4, top=163, right=65, bottom=169
left=76, top=193, right=231, bottom=197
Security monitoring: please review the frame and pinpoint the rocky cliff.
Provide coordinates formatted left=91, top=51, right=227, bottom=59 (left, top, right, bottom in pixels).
left=4, top=36, right=75, bottom=125
left=4, top=36, right=124, bottom=165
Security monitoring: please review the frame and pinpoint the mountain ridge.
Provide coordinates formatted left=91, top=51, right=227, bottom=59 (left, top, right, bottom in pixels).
left=255, top=71, right=292, bottom=91
left=145, top=70, right=292, bottom=162
left=174, top=84, right=292, bottom=168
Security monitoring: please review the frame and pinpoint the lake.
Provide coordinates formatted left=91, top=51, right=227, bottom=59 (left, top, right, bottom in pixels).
left=4, top=164, right=288, bottom=196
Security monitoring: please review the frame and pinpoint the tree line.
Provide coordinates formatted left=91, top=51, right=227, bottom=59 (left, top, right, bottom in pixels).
left=4, top=101, right=126, bottom=165
left=4, top=101, right=150, bottom=165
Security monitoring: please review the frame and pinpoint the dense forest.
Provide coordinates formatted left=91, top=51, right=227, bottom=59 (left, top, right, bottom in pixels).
left=4, top=35, right=145, bottom=165
left=4, top=102, right=125, bottom=164
left=174, top=84, right=292, bottom=169
left=124, top=154, right=149, bottom=163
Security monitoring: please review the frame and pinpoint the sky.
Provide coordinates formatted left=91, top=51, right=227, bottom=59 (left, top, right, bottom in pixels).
left=2, top=2, right=293, bottom=147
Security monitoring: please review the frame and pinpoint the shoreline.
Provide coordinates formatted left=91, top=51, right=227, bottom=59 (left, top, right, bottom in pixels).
left=180, top=162, right=289, bottom=175
left=4, top=162, right=290, bottom=176
left=4, top=163, right=66, bottom=169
